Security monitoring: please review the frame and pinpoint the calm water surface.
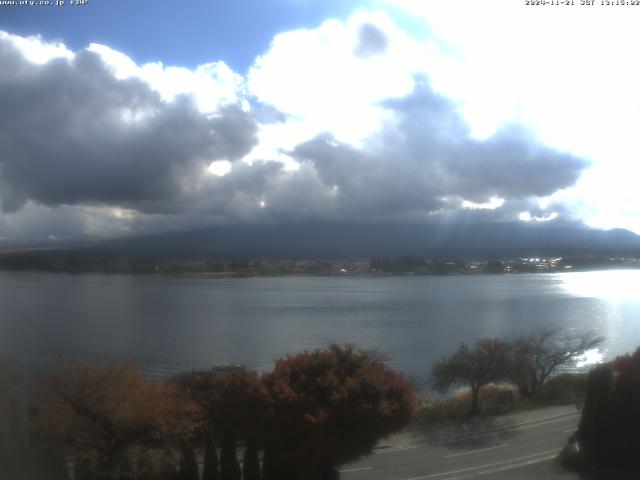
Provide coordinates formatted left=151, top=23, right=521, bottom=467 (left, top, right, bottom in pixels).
left=1, top=270, right=639, bottom=378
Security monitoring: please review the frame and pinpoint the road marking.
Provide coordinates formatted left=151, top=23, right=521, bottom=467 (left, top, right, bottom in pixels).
left=338, top=466, right=373, bottom=473
left=444, top=444, right=508, bottom=458
left=563, top=428, right=576, bottom=433
left=446, top=453, right=558, bottom=479
left=374, top=413, right=578, bottom=455
left=401, top=448, right=560, bottom=480
left=508, top=414, right=579, bottom=432
left=376, top=444, right=421, bottom=454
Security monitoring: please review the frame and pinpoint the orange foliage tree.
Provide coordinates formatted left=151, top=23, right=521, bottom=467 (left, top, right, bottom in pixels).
left=31, top=361, right=198, bottom=478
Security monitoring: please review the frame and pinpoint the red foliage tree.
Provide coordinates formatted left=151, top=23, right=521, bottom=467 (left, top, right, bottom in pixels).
left=614, top=347, right=640, bottom=383
left=261, top=344, right=415, bottom=479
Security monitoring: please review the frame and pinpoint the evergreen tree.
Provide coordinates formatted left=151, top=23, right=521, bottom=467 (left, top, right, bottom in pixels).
left=219, top=433, right=240, bottom=480
left=74, top=451, right=96, bottom=480
left=178, top=442, right=199, bottom=480
left=242, top=440, right=261, bottom=480
left=578, top=347, right=640, bottom=471
left=159, top=450, right=178, bottom=480
left=202, top=432, right=219, bottom=480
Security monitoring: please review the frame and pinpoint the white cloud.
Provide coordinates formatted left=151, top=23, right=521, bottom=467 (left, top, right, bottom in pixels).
left=247, top=11, right=430, bottom=147
left=0, top=31, right=73, bottom=64
left=462, top=197, right=504, bottom=210
left=87, top=43, right=245, bottom=113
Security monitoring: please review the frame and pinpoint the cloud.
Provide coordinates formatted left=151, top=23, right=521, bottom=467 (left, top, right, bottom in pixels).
left=290, top=80, right=587, bottom=219
left=87, top=43, right=245, bottom=113
left=247, top=12, right=422, bottom=146
left=0, top=20, right=589, bottom=246
left=354, top=23, right=389, bottom=58
left=0, top=34, right=258, bottom=214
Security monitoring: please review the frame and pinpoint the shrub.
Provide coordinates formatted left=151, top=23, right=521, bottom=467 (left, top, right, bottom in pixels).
left=537, top=373, right=588, bottom=406
left=414, top=384, right=520, bottom=425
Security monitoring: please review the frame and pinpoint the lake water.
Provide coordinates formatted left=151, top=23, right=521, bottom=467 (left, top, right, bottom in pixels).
left=1, top=270, right=640, bottom=379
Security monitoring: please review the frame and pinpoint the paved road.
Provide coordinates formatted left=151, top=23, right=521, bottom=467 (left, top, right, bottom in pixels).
left=339, top=409, right=580, bottom=480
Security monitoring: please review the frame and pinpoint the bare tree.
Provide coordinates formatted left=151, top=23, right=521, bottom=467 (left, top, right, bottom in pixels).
left=508, top=326, right=604, bottom=399
left=432, top=338, right=511, bottom=415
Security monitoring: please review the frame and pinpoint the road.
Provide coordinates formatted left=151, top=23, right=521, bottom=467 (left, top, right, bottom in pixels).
left=339, top=410, right=580, bottom=480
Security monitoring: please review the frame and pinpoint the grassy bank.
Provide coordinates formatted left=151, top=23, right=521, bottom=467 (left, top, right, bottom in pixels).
left=413, top=372, right=588, bottom=426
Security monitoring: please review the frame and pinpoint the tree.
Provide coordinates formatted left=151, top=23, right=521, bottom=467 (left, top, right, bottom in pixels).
left=219, top=433, right=241, bottom=480
left=31, top=361, right=197, bottom=479
left=261, top=344, right=415, bottom=479
left=172, top=367, right=263, bottom=480
left=177, top=441, right=199, bottom=480
left=578, top=362, right=616, bottom=467
left=432, top=338, right=511, bottom=415
left=578, top=347, right=640, bottom=471
left=508, top=326, right=604, bottom=399
left=201, top=431, right=219, bottom=480
left=242, top=439, right=261, bottom=480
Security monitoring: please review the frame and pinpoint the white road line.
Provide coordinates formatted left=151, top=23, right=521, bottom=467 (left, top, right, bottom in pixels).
left=401, top=448, right=560, bottom=480
left=563, top=428, right=576, bottom=433
left=444, top=444, right=508, bottom=458
left=447, top=453, right=558, bottom=480
left=507, top=414, right=579, bottom=432
left=338, top=466, right=373, bottom=473
left=375, top=444, right=421, bottom=454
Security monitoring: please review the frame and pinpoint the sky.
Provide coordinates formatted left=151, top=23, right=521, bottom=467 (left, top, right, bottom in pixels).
left=0, top=0, right=639, bottom=246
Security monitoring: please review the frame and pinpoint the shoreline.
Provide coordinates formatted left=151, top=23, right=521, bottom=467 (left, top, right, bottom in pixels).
left=1, top=264, right=639, bottom=278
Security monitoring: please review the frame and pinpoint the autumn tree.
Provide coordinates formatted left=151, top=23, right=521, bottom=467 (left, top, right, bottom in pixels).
left=508, top=326, right=604, bottom=399
left=261, top=344, right=415, bottom=480
left=32, top=361, right=197, bottom=479
left=172, top=367, right=264, bottom=480
left=432, top=338, right=511, bottom=415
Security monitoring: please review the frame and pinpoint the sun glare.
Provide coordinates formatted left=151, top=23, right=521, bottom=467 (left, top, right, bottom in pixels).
left=560, top=270, right=640, bottom=301
left=575, top=347, right=605, bottom=368
left=207, top=160, right=232, bottom=176
left=461, top=196, right=504, bottom=210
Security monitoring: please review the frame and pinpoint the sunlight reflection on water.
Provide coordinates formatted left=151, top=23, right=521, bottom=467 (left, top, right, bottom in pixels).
left=560, top=270, right=640, bottom=301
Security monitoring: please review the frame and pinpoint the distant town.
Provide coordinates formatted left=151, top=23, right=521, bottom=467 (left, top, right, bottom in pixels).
left=1, top=251, right=640, bottom=276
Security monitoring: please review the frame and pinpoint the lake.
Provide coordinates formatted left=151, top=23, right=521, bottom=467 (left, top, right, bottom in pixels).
left=1, top=269, right=639, bottom=379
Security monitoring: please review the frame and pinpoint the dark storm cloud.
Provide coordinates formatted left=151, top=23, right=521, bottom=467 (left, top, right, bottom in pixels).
left=291, top=80, right=588, bottom=217
left=384, top=83, right=587, bottom=201
left=0, top=37, right=258, bottom=214
left=354, top=23, right=389, bottom=58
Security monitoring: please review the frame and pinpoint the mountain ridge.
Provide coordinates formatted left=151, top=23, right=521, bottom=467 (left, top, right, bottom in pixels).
left=78, top=221, right=640, bottom=259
